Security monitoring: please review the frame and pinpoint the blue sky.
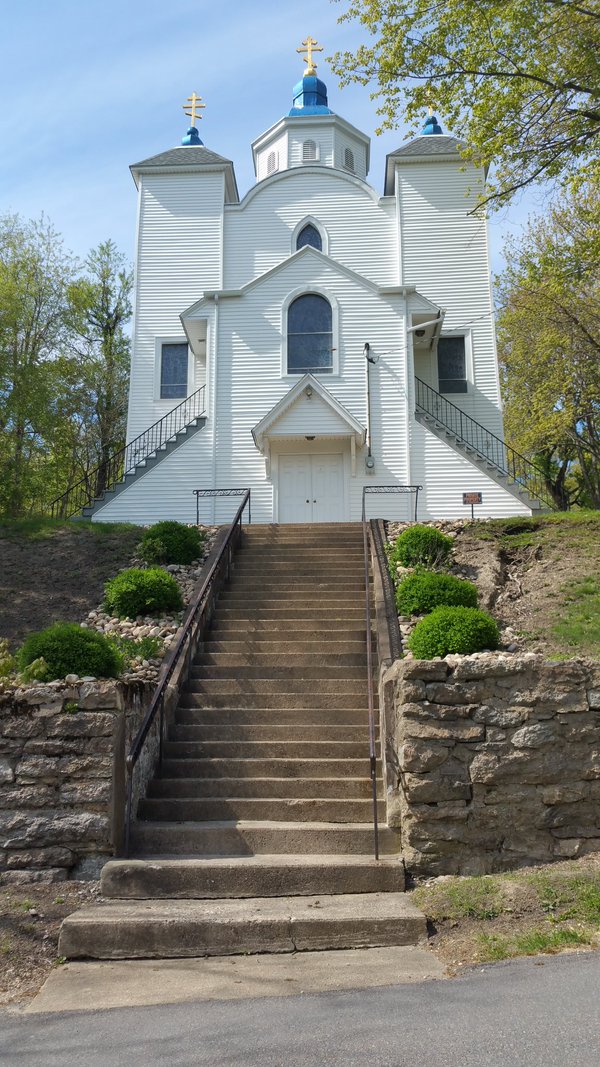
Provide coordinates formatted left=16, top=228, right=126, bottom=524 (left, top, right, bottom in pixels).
left=1, top=0, right=536, bottom=274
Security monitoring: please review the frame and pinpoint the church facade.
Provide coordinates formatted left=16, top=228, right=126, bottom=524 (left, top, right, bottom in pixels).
left=92, top=49, right=533, bottom=526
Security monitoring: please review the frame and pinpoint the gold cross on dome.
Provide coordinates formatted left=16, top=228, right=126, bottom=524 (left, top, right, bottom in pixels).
left=183, top=91, right=206, bottom=126
left=297, top=36, right=323, bottom=76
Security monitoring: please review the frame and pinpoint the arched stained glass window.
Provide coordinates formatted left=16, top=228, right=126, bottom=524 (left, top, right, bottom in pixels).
left=287, top=294, right=333, bottom=374
left=296, top=224, right=322, bottom=252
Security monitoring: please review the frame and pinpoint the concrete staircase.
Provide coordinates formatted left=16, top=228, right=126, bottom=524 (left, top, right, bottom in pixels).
left=60, top=523, right=424, bottom=960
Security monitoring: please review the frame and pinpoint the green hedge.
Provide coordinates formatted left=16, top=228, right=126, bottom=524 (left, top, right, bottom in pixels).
left=396, top=571, right=478, bottom=616
left=139, top=521, right=205, bottom=565
left=388, top=525, right=454, bottom=571
left=408, top=606, right=499, bottom=659
left=104, top=567, right=183, bottom=619
left=17, top=623, right=122, bottom=681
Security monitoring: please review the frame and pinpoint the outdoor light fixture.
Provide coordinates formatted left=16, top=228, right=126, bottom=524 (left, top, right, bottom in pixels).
left=365, top=455, right=375, bottom=470
left=304, top=385, right=313, bottom=398
left=415, top=328, right=426, bottom=338
left=363, top=342, right=379, bottom=365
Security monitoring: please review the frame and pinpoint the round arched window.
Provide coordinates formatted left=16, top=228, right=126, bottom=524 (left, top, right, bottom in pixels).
left=287, top=294, right=333, bottom=374
left=296, top=224, right=322, bottom=252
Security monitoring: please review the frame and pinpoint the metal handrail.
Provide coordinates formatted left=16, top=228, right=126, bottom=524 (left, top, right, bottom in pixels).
left=194, top=488, right=252, bottom=527
left=123, top=488, right=250, bottom=856
left=49, top=385, right=207, bottom=519
left=362, top=484, right=422, bottom=524
left=362, top=515, right=380, bottom=861
left=370, top=519, right=403, bottom=663
left=414, top=377, right=556, bottom=510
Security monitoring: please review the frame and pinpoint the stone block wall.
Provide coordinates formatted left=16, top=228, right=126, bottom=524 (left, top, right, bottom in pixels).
left=0, top=679, right=153, bottom=884
left=381, top=653, right=600, bottom=876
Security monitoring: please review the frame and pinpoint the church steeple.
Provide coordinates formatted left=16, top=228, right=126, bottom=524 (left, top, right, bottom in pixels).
left=289, top=36, right=333, bottom=116
left=181, top=91, right=205, bottom=146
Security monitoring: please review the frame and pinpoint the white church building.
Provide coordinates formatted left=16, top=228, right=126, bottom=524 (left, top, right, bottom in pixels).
left=87, top=44, right=543, bottom=526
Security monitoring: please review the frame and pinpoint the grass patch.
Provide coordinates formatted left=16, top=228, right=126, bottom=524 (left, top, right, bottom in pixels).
left=413, top=876, right=503, bottom=920
left=552, top=576, right=600, bottom=656
left=527, top=872, right=600, bottom=924
left=0, top=517, right=140, bottom=541
left=478, top=926, right=593, bottom=963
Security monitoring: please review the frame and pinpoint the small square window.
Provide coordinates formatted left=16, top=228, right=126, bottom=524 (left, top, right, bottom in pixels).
left=160, top=343, right=188, bottom=399
left=437, top=336, right=467, bottom=393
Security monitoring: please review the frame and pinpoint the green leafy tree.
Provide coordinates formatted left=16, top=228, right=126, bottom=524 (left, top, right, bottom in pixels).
left=67, top=240, right=132, bottom=501
left=0, top=214, right=77, bottom=515
left=496, top=182, right=600, bottom=508
left=331, top=0, right=600, bottom=205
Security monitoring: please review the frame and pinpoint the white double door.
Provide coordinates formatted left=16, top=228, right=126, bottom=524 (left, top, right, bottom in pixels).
left=278, top=453, right=346, bottom=523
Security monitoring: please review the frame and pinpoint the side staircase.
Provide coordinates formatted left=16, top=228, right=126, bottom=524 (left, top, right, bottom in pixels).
left=414, top=376, right=554, bottom=511
left=50, top=386, right=207, bottom=520
left=60, top=523, right=426, bottom=960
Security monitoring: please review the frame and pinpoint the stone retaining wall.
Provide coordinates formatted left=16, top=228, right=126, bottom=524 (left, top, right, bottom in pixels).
left=381, top=653, right=600, bottom=876
left=0, top=679, right=153, bottom=884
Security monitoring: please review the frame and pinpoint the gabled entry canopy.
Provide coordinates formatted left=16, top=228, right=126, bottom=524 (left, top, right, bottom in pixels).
left=252, top=374, right=366, bottom=474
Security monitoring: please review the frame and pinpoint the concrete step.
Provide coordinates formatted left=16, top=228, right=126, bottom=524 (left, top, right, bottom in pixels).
left=190, top=663, right=368, bottom=677
left=162, top=740, right=373, bottom=759
left=147, top=777, right=377, bottom=799
left=159, top=757, right=374, bottom=778
left=202, top=640, right=369, bottom=654
left=208, top=618, right=367, bottom=631
left=168, top=723, right=372, bottom=742
left=229, top=582, right=366, bottom=593
left=100, top=856, right=405, bottom=900
left=59, top=892, right=423, bottom=960
left=218, top=594, right=365, bottom=606
left=137, top=797, right=385, bottom=823
left=186, top=679, right=369, bottom=695
left=175, top=707, right=371, bottom=725
left=130, top=821, right=399, bottom=856
left=181, top=693, right=377, bottom=709
left=212, top=614, right=367, bottom=623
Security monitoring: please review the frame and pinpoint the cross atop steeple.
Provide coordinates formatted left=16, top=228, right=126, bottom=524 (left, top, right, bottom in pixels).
left=183, top=92, right=206, bottom=127
left=296, top=36, right=323, bottom=76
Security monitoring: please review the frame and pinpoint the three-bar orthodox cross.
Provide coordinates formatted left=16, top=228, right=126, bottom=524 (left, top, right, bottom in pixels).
left=297, top=36, right=323, bottom=76
left=183, top=92, right=206, bottom=127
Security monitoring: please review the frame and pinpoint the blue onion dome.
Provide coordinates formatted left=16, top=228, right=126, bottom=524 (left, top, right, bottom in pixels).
left=289, top=74, right=333, bottom=116
left=422, top=112, right=443, bottom=135
left=181, top=126, right=203, bottom=146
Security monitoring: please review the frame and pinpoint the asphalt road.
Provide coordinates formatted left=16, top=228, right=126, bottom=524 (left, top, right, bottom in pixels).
left=2, top=951, right=599, bottom=1066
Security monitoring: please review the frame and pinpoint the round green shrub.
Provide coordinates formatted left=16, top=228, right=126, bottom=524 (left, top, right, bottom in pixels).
left=396, top=572, right=478, bottom=616
left=139, top=521, right=204, bottom=565
left=388, top=525, right=454, bottom=571
left=407, top=606, right=500, bottom=659
left=104, top=567, right=183, bottom=619
left=17, top=623, right=122, bottom=681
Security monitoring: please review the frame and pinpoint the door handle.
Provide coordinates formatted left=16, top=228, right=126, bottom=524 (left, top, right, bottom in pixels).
left=306, top=499, right=310, bottom=503
left=313, top=499, right=316, bottom=503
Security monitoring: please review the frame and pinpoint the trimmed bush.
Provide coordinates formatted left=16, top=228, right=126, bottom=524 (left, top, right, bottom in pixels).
left=408, top=606, right=500, bottom=659
left=396, top=571, right=478, bottom=616
left=388, top=525, right=454, bottom=571
left=104, top=567, right=183, bottom=619
left=139, top=521, right=204, bottom=565
left=17, top=623, right=122, bottom=681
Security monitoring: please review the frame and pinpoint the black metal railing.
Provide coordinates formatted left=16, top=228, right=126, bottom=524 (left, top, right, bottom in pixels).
left=194, top=488, right=252, bottom=527
left=362, top=516, right=380, bottom=860
left=123, top=489, right=250, bottom=856
left=369, top=518, right=403, bottom=664
left=414, top=377, right=555, bottom=510
left=362, top=484, right=422, bottom=524
left=49, top=385, right=207, bottom=519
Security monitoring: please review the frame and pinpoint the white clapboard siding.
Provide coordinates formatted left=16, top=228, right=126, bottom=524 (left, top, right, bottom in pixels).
left=126, top=171, right=225, bottom=443
left=397, top=159, right=503, bottom=433
left=224, top=169, right=397, bottom=289
left=288, top=126, right=335, bottom=169
left=256, top=132, right=288, bottom=181
left=409, top=419, right=531, bottom=519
